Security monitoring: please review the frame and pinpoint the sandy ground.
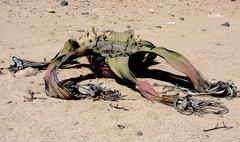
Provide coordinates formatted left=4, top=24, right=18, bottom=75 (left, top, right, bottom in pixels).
left=0, top=0, right=240, bottom=141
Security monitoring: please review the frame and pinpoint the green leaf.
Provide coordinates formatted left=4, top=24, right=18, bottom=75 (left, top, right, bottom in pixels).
left=106, top=56, right=136, bottom=83
left=106, top=29, right=135, bottom=44
left=107, top=57, right=161, bottom=101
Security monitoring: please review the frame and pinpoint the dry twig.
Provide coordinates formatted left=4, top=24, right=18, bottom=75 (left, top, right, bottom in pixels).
left=110, top=103, right=129, bottom=111
left=203, top=122, right=233, bottom=132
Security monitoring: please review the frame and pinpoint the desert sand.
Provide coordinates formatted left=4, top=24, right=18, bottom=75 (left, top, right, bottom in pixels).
left=0, top=0, right=240, bottom=141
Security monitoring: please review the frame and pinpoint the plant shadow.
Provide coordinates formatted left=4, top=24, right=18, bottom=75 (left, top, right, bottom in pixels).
left=60, top=62, right=195, bottom=94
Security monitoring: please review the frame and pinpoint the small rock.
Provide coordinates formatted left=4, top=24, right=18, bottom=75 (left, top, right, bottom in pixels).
left=215, top=42, right=221, bottom=46
left=208, top=13, right=223, bottom=18
left=170, top=13, right=175, bottom=17
left=137, top=130, right=143, bottom=136
left=149, top=9, right=154, bottom=13
left=155, top=26, right=162, bottom=28
left=65, top=24, right=71, bottom=27
left=6, top=101, right=12, bottom=104
left=221, top=22, right=230, bottom=27
left=77, top=29, right=85, bottom=32
left=81, top=12, right=89, bottom=15
left=47, top=10, right=55, bottom=13
left=15, top=67, right=39, bottom=78
left=73, top=122, right=79, bottom=125
left=8, top=128, right=14, bottom=131
left=166, top=21, right=176, bottom=25
left=201, top=29, right=207, bottom=31
left=60, top=0, right=68, bottom=6
left=101, top=30, right=110, bottom=33
left=179, top=17, right=184, bottom=21
left=128, top=19, right=135, bottom=22
left=127, top=25, right=131, bottom=28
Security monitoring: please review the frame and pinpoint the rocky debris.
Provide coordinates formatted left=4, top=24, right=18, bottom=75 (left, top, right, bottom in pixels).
left=221, top=22, right=230, bottom=27
left=60, top=0, right=68, bottom=6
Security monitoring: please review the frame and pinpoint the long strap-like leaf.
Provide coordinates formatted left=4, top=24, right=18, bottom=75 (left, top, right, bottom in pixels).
left=106, top=56, right=161, bottom=100
left=106, top=57, right=136, bottom=83
left=8, top=39, right=80, bottom=72
left=141, top=46, right=211, bottom=92
left=44, top=48, right=88, bottom=99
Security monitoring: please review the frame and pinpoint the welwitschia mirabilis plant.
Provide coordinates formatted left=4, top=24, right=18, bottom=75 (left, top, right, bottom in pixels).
left=9, top=29, right=239, bottom=115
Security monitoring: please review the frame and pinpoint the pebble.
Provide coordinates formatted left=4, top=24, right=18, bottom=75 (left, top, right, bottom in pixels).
left=221, top=22, right=230, bottom=27
left=170, top=13, right=175, bottom=17
left=137, top=130, right=143, bottom=136
left=6, top=101, right=12, bottom=104
left=155, top=26, right=162, bottom=28
left=60, top=0, right=68, bottom=6
left=166, top=21, right=176, bottom=25
left=128, top=19, right=135, bottom=22
left=101, top=30, right=110, bottom=33
left=14, top=67, right=39, bottom=78
left=8, top=128, right=14, bottom=131
left=127, top=25, right=131, bottom=28
left=47, top=10, right=55, bottom=13
left=77, top=29, right=85, bottom=32
left=208, top=13, right=223, bottom=18
left=179, top=17, right=184, bottom=21
left=149, top=9, right=154, bottom=13
left=81, top=12, right=89, bottom=15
